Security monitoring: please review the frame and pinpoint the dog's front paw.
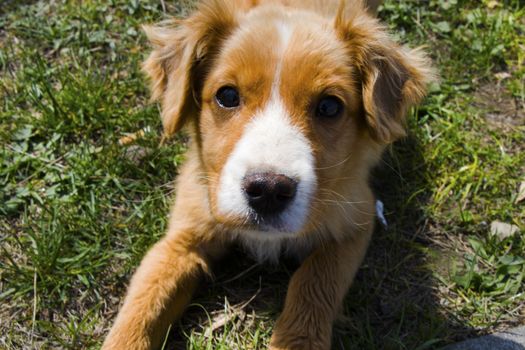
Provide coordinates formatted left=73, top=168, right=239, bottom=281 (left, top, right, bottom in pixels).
left=269, top=307, right=332, bottom=350
left=269, top=337, right=329, bottom=350
left=102, top=322, right=150, bottom=350
left=269, top=327, right=331, bottom=350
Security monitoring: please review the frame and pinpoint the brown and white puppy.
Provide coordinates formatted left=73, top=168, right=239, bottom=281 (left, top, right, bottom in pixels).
left=103, top=0, right=433, bottom=349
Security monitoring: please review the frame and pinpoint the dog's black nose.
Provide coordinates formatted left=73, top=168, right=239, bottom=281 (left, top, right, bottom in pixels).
left=242, top=172, right=297, bottom=215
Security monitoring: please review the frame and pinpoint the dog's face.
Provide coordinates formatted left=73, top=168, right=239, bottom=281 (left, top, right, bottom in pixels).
left=143, top=0, right=431, bottom=238
left=201, top=7, right=363, bottom=236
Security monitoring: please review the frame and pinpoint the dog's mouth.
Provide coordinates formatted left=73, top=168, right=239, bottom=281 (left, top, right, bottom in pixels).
left=244, top=210, right=297, bottom=234
left=216, top=172, right=318, bottom=235
left=214, top=210, right=300, bottom=236
left=216, top=171, right=314, bottom=236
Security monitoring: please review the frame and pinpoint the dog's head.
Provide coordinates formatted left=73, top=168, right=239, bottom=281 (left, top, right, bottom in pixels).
left=143, top=0, right=433, bottom=238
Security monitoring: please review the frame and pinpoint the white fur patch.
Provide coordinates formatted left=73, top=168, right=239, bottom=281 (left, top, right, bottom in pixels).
left=217, top=96, right=317, bottom=235
left=276, top=20, right=292, bottom=53
left=235, top=230, right=317, bottom=264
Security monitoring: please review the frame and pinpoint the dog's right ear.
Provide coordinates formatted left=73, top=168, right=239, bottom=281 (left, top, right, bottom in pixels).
left=143, top=0, right=253, bottom=137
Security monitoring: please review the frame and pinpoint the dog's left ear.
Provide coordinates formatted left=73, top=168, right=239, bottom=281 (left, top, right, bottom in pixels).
left=335, top=2, right=435, bottom=144
left=360, top=45, right=433, bottom=143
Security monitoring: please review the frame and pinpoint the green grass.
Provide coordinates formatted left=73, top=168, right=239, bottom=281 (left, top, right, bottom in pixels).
left=1, top=0, right=523, bottom=349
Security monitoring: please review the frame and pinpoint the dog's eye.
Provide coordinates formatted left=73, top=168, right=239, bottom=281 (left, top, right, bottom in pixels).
left=316, top=96, right=343, bottom=119
left=215, top=86, right=240, bottom=108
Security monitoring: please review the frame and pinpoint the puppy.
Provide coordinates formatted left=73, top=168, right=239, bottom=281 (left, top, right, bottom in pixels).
left=103, top=0, right=433, bottom=349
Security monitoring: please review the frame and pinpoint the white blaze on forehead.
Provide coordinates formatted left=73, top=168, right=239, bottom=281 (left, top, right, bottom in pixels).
left=272, top=18, right=292, bottom=88
left=216, top=19, right=316, bottom=235
left=276, top=20, right=292, bottom=53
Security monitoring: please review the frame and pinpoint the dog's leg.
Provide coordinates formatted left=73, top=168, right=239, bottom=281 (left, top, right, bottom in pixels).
left=269, top=226, right=373, bottom=350
left=102, top=230, right=217, bottom=350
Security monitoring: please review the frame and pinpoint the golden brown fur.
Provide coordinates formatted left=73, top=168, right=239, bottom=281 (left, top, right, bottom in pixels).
left=103, top=0, right=433, bottom=349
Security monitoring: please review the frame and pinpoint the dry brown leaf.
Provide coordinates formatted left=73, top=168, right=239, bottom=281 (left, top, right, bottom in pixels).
left=490, top=221, right=519, bottom=240
left=494, top=72, right=511, bottom=81
left=487, top=0, right=499, bottom=9
left=118, top=130, right=145, bottom=146
left=516, top=180, right=525, bottom=203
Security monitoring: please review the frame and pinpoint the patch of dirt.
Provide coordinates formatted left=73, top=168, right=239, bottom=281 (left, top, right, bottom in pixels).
left=474, top=80, right=525, bottom=130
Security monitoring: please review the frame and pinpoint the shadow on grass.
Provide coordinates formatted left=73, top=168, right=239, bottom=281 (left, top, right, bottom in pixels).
left=0, top=0, right=41, bottom=16
left=331, top=134, right=472, bottom=350
left=163, top=134, right=522, bottom=349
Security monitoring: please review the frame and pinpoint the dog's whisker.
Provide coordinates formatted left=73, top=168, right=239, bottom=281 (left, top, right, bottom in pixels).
left=316, top=189, right=376, bottom=217
left=314, top=152, right=353, bottom=170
